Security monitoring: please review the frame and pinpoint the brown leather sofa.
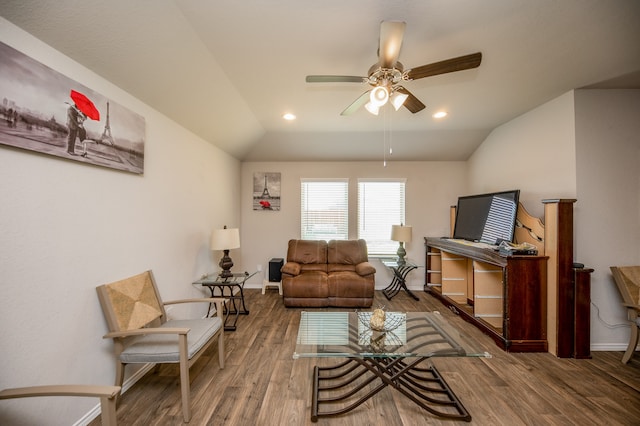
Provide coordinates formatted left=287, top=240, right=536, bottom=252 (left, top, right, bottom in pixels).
left=281, top=239, right=376, bottom=308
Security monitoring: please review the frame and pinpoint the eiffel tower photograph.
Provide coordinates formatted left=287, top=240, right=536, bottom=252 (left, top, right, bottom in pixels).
left=252, top=172, right=281, bottom=211
left=0, top=41, right=145, bottom=174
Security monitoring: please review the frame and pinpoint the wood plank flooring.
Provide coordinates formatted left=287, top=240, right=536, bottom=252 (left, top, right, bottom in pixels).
left=90, top=289, right=640, bottom=425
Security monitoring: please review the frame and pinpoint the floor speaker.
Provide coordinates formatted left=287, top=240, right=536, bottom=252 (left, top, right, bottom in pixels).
left=269, top=258, right=284, bottom=282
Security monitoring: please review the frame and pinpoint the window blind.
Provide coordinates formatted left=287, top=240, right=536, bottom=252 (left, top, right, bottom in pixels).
left=301, top=179, right=348, bottom=241
left=358, top=179, right=406, bottom=255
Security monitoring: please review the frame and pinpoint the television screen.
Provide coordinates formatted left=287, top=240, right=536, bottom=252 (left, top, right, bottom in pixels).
left=453, top=190, right=520, bottom=244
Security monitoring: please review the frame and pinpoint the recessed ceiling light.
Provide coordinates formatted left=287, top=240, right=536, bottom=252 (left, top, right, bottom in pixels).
left=283, top=113, right=296, bottom=121
left=433, top=111, right=448, bottom=119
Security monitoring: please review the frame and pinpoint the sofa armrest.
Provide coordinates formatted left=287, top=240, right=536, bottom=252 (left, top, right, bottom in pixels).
left=355, top=262, right=376, bottom=277
left=281, top=262, right=301, bottom=276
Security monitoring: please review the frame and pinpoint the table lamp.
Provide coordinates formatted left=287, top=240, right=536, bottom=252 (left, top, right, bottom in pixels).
left=211, top=226, right=240, bottom=278
left=391, top=224, right=412, bottom=265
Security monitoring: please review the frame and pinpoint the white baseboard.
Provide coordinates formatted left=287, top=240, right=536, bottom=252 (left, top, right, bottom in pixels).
left=73, top=363, right=155, bottom=426
left=590, top=343, right=634, bottom=352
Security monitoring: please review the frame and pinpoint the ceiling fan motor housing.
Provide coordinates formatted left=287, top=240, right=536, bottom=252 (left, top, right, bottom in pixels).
left=367, top=63, right=405, bottom=88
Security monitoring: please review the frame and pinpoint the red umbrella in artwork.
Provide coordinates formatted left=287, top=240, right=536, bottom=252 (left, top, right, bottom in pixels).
left=70, top=90, right=100, bottom=120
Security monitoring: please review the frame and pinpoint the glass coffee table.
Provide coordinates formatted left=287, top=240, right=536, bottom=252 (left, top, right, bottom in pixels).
left=294, top=311, right=490, bottom=422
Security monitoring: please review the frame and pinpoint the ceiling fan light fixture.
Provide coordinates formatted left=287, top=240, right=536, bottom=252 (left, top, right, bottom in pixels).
left=365, top=102, right=380, bottom=115
left=369, top=86, right=389, bottom=107
left=390, top=91, right=409, bottom=111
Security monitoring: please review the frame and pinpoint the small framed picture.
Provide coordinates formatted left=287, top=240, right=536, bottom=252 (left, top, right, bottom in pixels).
left=253, top=172, right=281, bottom=211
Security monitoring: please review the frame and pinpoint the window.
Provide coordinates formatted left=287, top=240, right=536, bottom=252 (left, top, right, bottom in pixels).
left=358, top=179, right=406, bottom=256
left=301, top=179, right=348, bottom=241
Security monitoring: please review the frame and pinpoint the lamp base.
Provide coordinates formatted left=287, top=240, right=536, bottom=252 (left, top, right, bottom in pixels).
left=219, top=250, right=234, bottom=279
left=396, top=242, right=406, bottom=266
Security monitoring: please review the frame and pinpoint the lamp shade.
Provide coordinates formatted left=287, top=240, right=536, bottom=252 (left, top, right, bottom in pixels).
left=391, top=224, right=412, bottom=243
left=364, top=101, right=380, bottom=115
left=390, top=91, right=409, bottom=111
left=210, top=227, right=240, bottom=250
left=369, top=86, right=389, bottom=107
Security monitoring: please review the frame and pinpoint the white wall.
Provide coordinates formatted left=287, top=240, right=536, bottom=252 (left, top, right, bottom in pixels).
left=239, top=161, right=467, bottom=290
left=467, top=91, right=577, bottom=218
left=574, top=89, right=640, bottom=350
left=0, top=20, right=240, bottom=425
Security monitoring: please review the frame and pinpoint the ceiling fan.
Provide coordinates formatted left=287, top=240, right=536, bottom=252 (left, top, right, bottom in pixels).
left=306, top=21, right=482, bottom=116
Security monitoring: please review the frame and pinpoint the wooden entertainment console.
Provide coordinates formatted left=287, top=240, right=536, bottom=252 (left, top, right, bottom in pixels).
left=425, top=237, right=548, bottom=352
left=425, top=198, right=593, bottom=356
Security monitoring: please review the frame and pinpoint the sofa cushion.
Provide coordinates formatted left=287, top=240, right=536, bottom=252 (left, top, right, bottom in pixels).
left=327, top=271, right=375, bottom=308
left=328, top=271, right=375, bottom=298
left=327, top=263, right=357, bottom=273
left=328, top=239, right=368, bottom=266
left=282, top=271, right=328, bottom=298
left=287, top=240, right=328, bottom=265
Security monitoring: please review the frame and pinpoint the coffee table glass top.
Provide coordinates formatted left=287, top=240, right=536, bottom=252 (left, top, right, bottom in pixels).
left=294, top=311, right=490, bottom=359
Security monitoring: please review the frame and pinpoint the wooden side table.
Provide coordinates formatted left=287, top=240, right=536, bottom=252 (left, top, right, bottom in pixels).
left=193, top=271, right=257, bottom=331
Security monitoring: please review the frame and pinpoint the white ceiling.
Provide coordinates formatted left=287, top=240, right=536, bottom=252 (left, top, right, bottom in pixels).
left=1, top=0, right=639, bottom=162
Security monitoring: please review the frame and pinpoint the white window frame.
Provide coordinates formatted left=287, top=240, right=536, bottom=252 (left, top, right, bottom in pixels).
left=357, top=178, right=406, bottom=256
left=300, top=178, right=349, bottom=241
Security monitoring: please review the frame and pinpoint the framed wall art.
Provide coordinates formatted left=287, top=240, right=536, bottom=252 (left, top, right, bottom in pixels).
left=253, top=172, right=281, bottom=211
left=0, top=41, right=145, bottom=174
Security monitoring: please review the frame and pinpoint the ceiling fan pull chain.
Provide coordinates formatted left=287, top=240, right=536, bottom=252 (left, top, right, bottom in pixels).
left=388, top=107, right=393, bottom=156
left=383, top=105, right=387, bottom=167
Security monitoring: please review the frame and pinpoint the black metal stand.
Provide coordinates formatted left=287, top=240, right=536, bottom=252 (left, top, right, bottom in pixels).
left=382, top=263, right=420, bottom=300
left=197, top=272, right=256, bottom=331
left=311, top=357, right=471, bottom=422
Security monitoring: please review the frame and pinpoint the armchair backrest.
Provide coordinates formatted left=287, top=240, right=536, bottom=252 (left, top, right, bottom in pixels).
left=611, top=266, right=640, bottom=307
left=96, top=270, right=167, bottom=333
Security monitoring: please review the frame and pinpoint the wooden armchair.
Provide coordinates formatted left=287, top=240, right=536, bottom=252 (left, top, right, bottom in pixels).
left=0, top=385, right=121, bottom=426
left=610, top=266, right=640, bottom=364
left=96, top=270, right=226, bottom=423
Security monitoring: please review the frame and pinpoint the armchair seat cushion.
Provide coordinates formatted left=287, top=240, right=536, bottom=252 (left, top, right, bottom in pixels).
left=120, top=318, right=222, bottom=363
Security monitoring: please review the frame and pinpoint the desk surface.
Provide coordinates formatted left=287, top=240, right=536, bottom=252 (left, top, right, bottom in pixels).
left=293, top=311, right=490, bottom=359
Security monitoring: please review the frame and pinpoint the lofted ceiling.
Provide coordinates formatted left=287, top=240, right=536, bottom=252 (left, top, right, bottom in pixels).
left=1, top=0, right=639, bottom=162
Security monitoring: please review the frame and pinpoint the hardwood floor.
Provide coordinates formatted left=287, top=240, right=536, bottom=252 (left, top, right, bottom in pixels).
left=90, top=289, right=640, bottom=425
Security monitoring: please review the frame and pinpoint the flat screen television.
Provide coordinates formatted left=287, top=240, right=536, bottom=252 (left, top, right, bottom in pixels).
left=453, top=190, right=520, bottom=245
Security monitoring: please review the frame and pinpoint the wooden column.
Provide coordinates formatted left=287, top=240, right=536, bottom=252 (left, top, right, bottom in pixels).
left=574, top=267, right=594, bottom=359
left=543, top=199, right=576, bottom=357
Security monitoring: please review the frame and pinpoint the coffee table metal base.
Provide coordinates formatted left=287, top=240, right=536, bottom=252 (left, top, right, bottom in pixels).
left=311, top=357, right=471, bottom=422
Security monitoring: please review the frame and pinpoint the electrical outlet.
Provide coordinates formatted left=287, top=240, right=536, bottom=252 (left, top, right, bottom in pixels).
left=257, top=264, right=262, bottom=272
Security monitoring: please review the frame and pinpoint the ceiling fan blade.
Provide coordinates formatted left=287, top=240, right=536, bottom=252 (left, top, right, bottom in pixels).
left=341, top=91, right=371, bottom=116
left=396, top=87, right=426, bottom=113
left=378, top=21, right=406, bottom=69
left=406, top=52, right=482, bottom=80
left=306, top=75, right=366, bottom=83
